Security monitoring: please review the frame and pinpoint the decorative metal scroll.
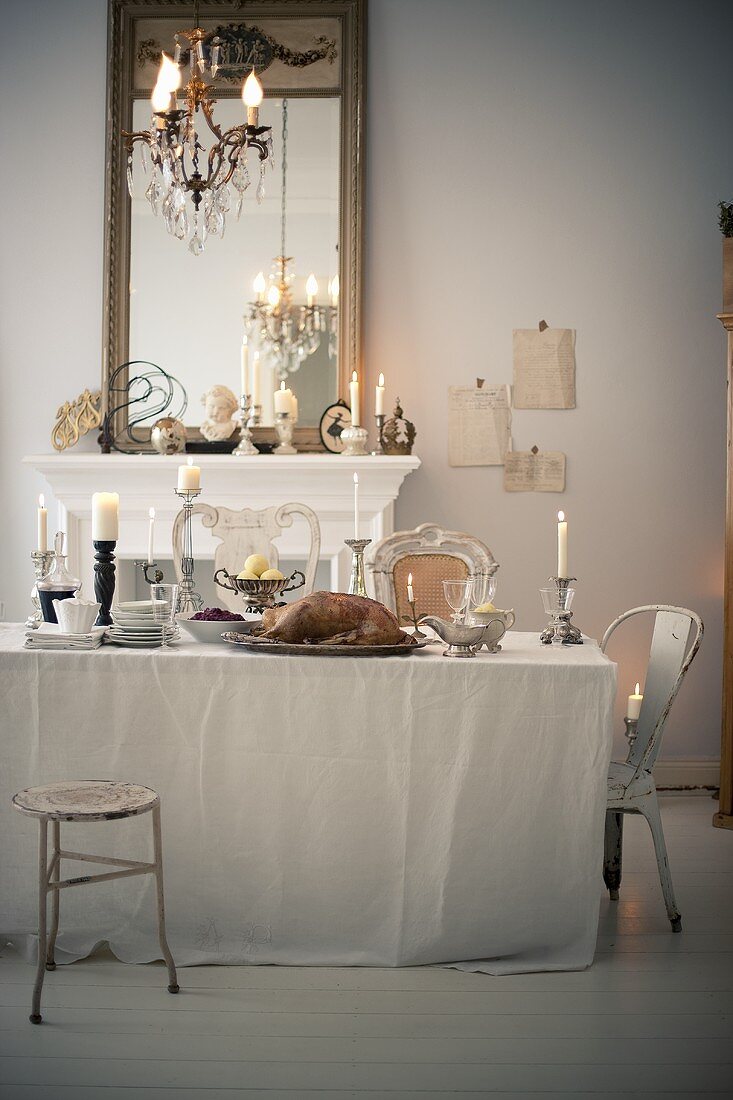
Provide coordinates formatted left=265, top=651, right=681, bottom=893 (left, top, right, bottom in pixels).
left=137, top=24, right=337, bottom=81
left=101, top=362, right=188, bottom=454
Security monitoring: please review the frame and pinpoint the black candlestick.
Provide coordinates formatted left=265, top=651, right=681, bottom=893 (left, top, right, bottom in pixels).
left=93, top=540, right=117, bottom=626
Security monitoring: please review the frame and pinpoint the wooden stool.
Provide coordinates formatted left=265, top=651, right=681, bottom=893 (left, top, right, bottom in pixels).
left=12, top=780, right=179, bottom=1024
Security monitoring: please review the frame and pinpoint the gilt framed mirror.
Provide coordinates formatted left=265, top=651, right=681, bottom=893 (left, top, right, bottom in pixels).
left=103, top=0, right=365, bottom=452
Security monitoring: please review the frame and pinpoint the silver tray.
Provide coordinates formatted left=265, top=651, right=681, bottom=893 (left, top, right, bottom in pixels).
left=221, top=633, right=428, bottom=657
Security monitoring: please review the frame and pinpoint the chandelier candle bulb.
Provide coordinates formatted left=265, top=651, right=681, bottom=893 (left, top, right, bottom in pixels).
left=375, top=373, right=385, bottom=416
left=177, top=456, right=200, bottom=492
left=330, top=274, right=339, bottom=308
left=243, top=68, right=264, bottom=127
left=557, top=511, right=568, bottom=578
left=37, top=495, right=48, bottom=552
left=147, top=508, right=155, bottom=565
left=627, top=682, right=643, bottom=721
left=350, top=371, right=361, bottom=427
left=253, top=272, right=266, bottom=304
left=354, top=472, right=360, bottom=539
left=306, top=274, right=318, bottom=307
left=91, top=492, right=119, bottom=542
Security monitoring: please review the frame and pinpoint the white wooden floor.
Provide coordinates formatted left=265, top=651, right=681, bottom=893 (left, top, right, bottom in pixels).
left=1, top=794, right=732, bottom=1099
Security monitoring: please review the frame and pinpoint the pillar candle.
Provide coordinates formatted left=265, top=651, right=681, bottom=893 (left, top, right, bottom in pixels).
left=177, top=456, right=200, bottom=491
left=627, top=683, right=643, bottom=720
left=240, top=335, right=249, bottom=398
left=91, top=492, right=119, bottom=541
left=37, top=494, right=48, bottom=551
left=375, top=372, right=385, bottom=416
left=350, top=371, right=360, bottom=427
left=147, top=507, right=155, bottom=564
left=274, top=381, right=293, bottom=415
left=407, top=571, right=414, bottom=603
left=557, top=510, right=568, bottom=578
left=353, top=472, right=359, bottom=539
left=250, top=350, right=261, bottom=406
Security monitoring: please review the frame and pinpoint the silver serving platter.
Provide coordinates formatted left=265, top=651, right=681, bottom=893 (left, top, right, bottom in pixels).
left=221, top=633, right=428, bottom=657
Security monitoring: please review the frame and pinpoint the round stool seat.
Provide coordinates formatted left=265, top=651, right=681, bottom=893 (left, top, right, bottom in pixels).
left=12, top=781, right=159, bottom=822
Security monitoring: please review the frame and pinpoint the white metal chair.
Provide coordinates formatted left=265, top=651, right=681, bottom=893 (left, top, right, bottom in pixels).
left=601, top=605, right=704, bottom=932
left=366, top=522, right=498, bottom=622
left=173, top=502, right=321, bottom=614
left=11, top=780, right=178, bottom=1024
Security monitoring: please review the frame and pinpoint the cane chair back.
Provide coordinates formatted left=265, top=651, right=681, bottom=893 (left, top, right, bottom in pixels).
left=601, top=605, right=703, bottom=774
left=367, top=523, right=498, bottom=619
left=172, top=502, right=321, bottom=614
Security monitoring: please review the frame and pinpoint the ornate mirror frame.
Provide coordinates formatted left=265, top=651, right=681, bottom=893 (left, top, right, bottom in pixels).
left=103, top=0, right=365, bottom=451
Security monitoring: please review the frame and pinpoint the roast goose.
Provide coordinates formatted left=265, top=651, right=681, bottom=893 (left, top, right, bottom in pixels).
left=258, top=591, right=411, bottom=646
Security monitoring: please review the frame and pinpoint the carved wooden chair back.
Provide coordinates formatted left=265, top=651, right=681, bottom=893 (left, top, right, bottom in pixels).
left=367, top=522, right=498, bottom=622
left=601, top=605, right=703, bottom=775
left=172, top=502, right=321, bottom=614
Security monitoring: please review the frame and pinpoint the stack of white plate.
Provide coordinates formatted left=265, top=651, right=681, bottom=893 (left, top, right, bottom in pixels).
left=108, top=600, right=181, bottom=648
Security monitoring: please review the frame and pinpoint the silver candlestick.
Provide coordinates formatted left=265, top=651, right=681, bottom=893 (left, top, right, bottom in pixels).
left=539, top=576, right=584, bottom=645
left=246, top=402, right=262, bottom=430
left=232, top=394, right=259, bottom=456
left=624, top=716, right=639, bottom=752
left=27, top=549, right=54, bottom=629
left=371, top=414, right=386, bottom=455
left=345, top=538, right=371, bottom=597
left=274, top=412, right=297, bottom=454
left=173, top=488, right=204, bottom=614
left=340, top=423, right=369, bottom=456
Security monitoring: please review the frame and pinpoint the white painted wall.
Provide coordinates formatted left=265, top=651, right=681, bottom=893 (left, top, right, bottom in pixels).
left=1, top=0, right=731, bottom=762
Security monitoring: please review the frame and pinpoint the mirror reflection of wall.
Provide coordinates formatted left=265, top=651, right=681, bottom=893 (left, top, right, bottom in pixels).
left=128, top=97, right=340, bottom=430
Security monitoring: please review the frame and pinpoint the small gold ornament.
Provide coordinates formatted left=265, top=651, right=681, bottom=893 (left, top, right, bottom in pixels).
left=381, top=398, right=416, bottom=455
left=51, top=389, right=102, bottom=452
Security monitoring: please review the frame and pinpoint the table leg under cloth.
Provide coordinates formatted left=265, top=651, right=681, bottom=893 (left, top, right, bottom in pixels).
left=0, top=624, right=616, bottom=974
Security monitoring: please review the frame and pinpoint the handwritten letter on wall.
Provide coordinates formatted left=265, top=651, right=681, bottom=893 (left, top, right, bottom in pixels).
left=512, top=328, right=576, bottom=409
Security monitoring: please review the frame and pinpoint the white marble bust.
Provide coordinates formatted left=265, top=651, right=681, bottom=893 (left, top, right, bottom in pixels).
left=200, top=385, right=239, bottom=442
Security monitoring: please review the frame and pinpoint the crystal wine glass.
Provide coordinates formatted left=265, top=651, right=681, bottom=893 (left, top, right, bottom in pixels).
left=442, top=579, right=474, bottom=625
left=469, top=573, right=497, bottom=611
left=151, top=584, right=179, bottom=649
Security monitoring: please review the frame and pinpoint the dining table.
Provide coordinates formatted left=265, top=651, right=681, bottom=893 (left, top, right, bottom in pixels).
left=0, top=622, right=616, bottom=974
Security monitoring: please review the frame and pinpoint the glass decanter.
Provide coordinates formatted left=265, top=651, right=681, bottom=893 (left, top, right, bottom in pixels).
left=37, top=531, right=81, bottom=624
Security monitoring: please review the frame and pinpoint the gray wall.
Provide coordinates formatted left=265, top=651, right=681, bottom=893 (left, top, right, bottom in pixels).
left=2, top=0, right=731, bottom=760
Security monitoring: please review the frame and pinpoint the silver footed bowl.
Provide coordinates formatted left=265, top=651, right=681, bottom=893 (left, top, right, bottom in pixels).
left=213, top=568, right=305, bottom=610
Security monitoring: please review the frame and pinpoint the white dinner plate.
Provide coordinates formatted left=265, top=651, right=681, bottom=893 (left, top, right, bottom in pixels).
left=111, top=618, right=168, bottom=630
left=116, top=601, right=154, bottom=612
left=106, top=635, right=179, bottom=648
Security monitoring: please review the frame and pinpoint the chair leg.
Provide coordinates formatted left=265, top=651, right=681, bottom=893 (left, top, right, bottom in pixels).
left=46, top=821, right=60, bottom=971
left=638, top=792, right=682, bottom=932
left=151, top=803, right=179, bottom=993
left=30, top=818, right=48, bottom=1024
left=603, top=810, right=624, bottom=900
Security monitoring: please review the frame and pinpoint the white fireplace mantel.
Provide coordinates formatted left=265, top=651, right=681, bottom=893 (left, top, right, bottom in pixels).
left=24, top=453, right=421, bottom=598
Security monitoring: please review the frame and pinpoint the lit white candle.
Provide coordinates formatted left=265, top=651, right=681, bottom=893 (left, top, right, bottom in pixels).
left=177, top=456, right=200, bottom=491
left=240, top=335, right=249, bottom=397
left=242, top=67, right=263, bottom=127
left=350, top=370, right=361, bottom=427
left=253, top=271, right=266, bottom=303
left=91, top=492, right=120, bottom=541
left=407, top=571, right=414, bottom=603
left=330, top=273, right=339, bottom=308
left=557, top=510, right=568, bottom=578
left=147, top=507, right=155, bottom=564
left=305, top=273, right=318, bottom=307
left=353, top=472, right=360, bottom=539
left=37, top=494, right=48, bottom=551
left=274, top=381, right=293, bottom=415
left=250, top=350, right=261, bottom=406
left=627, top=682, right=643, bottom=720
left=375, top=372, right=385, bottom=416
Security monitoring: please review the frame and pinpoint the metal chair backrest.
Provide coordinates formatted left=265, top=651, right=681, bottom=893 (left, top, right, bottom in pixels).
left=366, top=522, right=498, bottom=615
left=172, top=502, right=321, bottom=614
left=601, top=605, right=703, bottom=773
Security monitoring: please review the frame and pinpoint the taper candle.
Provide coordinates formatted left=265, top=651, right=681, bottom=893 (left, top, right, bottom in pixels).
left=250, top=350, right=261, bottom=406
left=37, top=494, right=48, bottom=551
left=407, top=571, right=414, bottom=603
left=147, top=507, right=155, bottom=564
left=240, top=335, right=249, bottom=398
left=375, top=372, right=385, bottom=416
left=350, top=371, right=360, bottom=427
left=557, top=510, right=568, bottom=578
left=353, top=472, right=360, bottom=539
left=627, top=682, right=643, bottom=720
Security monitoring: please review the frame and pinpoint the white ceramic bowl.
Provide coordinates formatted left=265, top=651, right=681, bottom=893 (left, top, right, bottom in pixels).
left=176, top=615, right=260, bottom=644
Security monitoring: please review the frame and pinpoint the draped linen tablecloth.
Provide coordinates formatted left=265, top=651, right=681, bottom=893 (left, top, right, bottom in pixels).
left=0, top=623, right=615, bottom=974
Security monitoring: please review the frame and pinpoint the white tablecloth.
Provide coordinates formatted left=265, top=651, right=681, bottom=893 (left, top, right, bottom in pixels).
left=0, top=623, right=615, bottom=973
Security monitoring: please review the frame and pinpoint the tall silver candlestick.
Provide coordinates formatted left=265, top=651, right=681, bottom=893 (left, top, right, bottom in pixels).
left=371, top=414, right=386, bottom=455
left=539, top=576, right=583, bottom=645
left=232, top=394, right=259, bottom=456
left=173, top=488, right=204, bottom=614
left=345, top=538, right=371, bottom=597
left=27, top=549, right=54, bottom=629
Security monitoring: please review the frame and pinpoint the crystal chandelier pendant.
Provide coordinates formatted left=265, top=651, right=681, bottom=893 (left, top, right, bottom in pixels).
left=122, top=9, right=272, bottom=254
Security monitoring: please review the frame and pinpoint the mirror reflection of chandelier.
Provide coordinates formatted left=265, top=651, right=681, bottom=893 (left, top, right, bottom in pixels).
left=123, top=0, right=273, bottom=255
left=244, top=99, right=338, bottom=380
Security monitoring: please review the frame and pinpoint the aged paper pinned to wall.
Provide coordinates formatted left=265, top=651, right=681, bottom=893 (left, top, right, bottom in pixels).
left=504, top=450, right=566, bottom=492
left=513, top=328, right=576, bottom=409
left=448, top=385, right=512, bottom=467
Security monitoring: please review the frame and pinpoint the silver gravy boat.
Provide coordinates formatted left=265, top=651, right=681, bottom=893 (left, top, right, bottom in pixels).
left=419, top=615, right=506, bottom=658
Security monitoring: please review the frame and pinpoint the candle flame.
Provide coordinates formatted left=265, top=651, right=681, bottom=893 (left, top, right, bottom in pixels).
left=38, top=494, right=45, bottom=508
left=558, top=511, right=565, bottom=522
left=151, top=81, right=171, bottom=112
left=253, top=271, right=266, bottom=294
left=353, top=472, right=359, bottom=485
left=352, top=370, right=358, bottom=382
left=187, top=456, right=193, bottom=467
left=280, top=381, right=286, bottom=391
left=408, top=571, right=413, bottom=585
left=378, top=373, right=385, bottom=387
left=305, top=273, right=318, bottom=298
left=149, top=507, right=155, bottom=519
left=158, top=53, right=181, bottom=93
left=242, top=68, right=264, bottom=108
left=635, top=683, right=641, bottom=695
left=242, top=333, right=248, bottom=346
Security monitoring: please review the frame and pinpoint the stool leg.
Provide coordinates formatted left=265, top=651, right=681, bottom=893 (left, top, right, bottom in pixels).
left=46, top=821, right=60, bottom=971
left=151, top=803, right=179, bottom=993
left=30, top=818, right=48, bottom=1024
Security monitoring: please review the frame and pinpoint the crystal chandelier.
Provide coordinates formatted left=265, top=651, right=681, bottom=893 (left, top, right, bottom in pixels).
left=244, top=99, right=337, bottom=379
left=123, top=1, right=272, bottom=255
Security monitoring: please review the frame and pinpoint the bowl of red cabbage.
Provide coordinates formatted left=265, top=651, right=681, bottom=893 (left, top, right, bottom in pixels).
left=176, top=607, right=260, bottom=643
